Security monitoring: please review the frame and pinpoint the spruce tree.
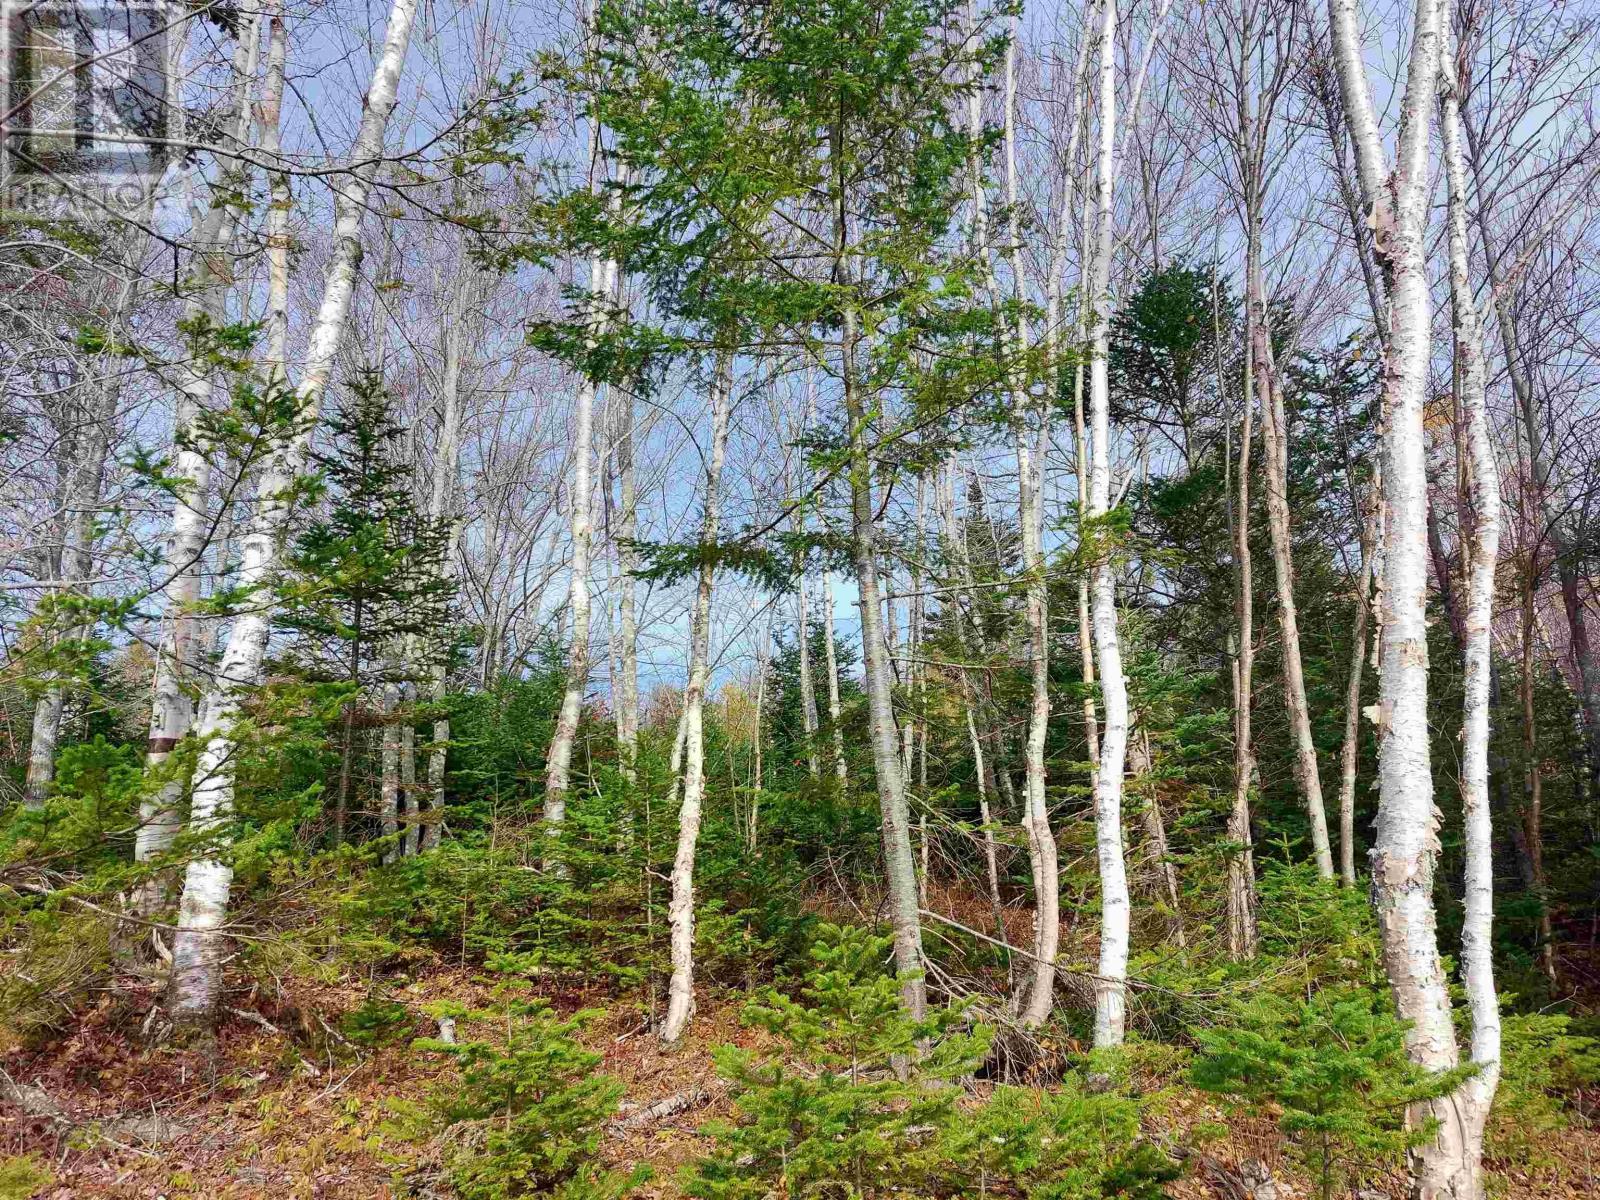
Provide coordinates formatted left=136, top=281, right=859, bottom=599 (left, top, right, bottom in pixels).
left=277, top=368, right=454, bottom=845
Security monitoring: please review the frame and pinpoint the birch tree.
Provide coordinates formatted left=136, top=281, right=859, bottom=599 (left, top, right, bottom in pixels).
left=138, top=17, right=263, bottom=875
left=1326, top=0, right=1470, bottom=1194
left=1436, top=13, right=1502, bottom=1188
left=1084, top=0, right=1132, bottom=1049
left=167, top=0, right=423, bottom=1026
left=965, top=3, right=1059, bottom=1027
left=543, top=5, right=621, bottom=852
left=662, top=354, right=733, bottom=1046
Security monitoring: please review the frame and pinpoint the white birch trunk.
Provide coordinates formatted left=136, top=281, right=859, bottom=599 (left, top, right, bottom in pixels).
left=664, top=704, right=688, bottom=816
left=541, top=274, right=600, bottom=853
left=166, top=0, right=421, bottom=1026
left=420, top=265, right=469, bottom=852
left=1005, top=19, right=1061, bottom=1029
left=1228, top=289, right=1261, bottom=960
left=1436, top=21, right=1501, bottom=1193
left=1329, top=2, right=1465, bottom=1193
left=1086, top=0, right=1131, bottom=1049
left=380, top=680, right=401, bottom=862
left=795, top=571, right=821, bottom=778
left=965, top=9, right=1059, bottom=1026
left=140, top=17, right=262, bottom=867
left=614, top=396, right=640, bottom=784
left=543, top=32, right=621, bottom=850
left=260, top=0, right=290, bottom=378
left=661, top=355, right=732, bottom=1047
left=400, top=687, right=418, bottom=856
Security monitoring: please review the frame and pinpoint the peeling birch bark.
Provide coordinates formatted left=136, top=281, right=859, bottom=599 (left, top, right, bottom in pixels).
left=167, top=0, right=422, bottom=1027
left=140, top=17, right=263, bottom=870
left=1328, top=3, right=1472, bottom=1196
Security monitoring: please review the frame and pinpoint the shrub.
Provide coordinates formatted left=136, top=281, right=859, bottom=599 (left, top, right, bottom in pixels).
left=951, top=1082, right=1180, bottom=1200
left=402, top=980, right=644, bottom=1200
left=687, top=924, right=1180, bottom=1200
left=1192, top=989, right=1461, bottom=1200
left=687, top=924, right=989, bottom=1200
left=0, top=909, right=111, bottom=1040
left=340, top=995, right=415, bottom=1048
left=1487, top=1011, right=1600, bottom=1168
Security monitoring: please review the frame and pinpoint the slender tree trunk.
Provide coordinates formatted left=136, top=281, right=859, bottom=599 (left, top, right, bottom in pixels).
left=166, top=0, right=421, bottom=1027
left=1130, top=726, right=1183, bottom=948
left=1086, top=0, right=1130, bottom=1048
left=1437, top=41, right=1502, bottom=1192
left=832, top=105, right=926, bottom=1013
left=1075, top=368, right=1101, bottom=774
left=543, top=318, right=599, bottom=860
left=796, top=571, right=821, bottom=778
left=1337, top=505, right=1376, bottom=886
left=1228, top=272, right=1260, bottom=960
left=380, top=680, right=401, bottom=862
left=1007, top=26, right=1061, bottom=1029
left=1556, top=558, right=1600, bottom=793
left=844, top=369, right=925, bottom=1016
left=662, top=355, right=733, bottom=1046
left=965, top=10, right=1059, bottom=1026
left=1519, top=569, right=1557, bottom=983
left=26, top=281, right=132, bottom=810
left=420, top=264, right=469, bottom=853
left=23, top=455, right=72, bottom=809
left=401, top=687, right=418, bottom=856
left=1329, top=4, right=1467, bottom=1196
left=822, top=571, right=847, bottom=784
left=544, top=32, right=621, bottom=853
left=614, top=365, right=640, bottom=788
left=1249, top=270, right=1335, bottom=878
left=1461, top=113, right=1600, bottom=800
left=750, top=609, right=771, bottom=849
left=139, top=18, right=263, bottom=865
left=939, top=464, right=1008, bottom=950
left=20, top=381, right=79, bottom=807
left=912, top=479, right=929, bottom=902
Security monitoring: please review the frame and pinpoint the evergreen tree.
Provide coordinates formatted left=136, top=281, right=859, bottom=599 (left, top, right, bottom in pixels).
left=277, top=368, right=454, bottom=843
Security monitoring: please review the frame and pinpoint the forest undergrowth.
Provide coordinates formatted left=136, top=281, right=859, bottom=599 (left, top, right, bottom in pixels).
left=0, top=838, right=1595, bottom=1200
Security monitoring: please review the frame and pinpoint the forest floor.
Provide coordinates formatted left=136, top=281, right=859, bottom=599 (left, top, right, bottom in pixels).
left=2, top=907, right=1598, bottom=1199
